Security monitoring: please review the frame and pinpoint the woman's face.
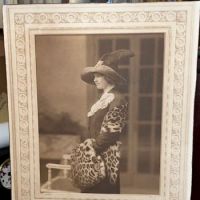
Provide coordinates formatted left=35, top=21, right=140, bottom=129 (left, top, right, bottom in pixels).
left=93, top=73, right=110, bottom=90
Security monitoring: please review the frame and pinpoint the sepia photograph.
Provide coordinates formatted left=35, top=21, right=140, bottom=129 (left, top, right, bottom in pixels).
left=3, top=2, right=200, bottom=200
left=35, top=33, right=164, bottom=194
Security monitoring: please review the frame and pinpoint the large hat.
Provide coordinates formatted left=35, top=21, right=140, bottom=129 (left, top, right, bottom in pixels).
left=81, top=49, right=134, bottom=85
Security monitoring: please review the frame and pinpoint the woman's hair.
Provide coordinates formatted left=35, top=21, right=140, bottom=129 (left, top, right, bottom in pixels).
left=103, top=74, right=128, bottom=94
left=94, top=72, right=128, bottom=93
left=103, top=75, right=118, bottom=86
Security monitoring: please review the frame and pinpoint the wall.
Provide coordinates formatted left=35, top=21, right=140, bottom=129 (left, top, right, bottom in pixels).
left=35, top=35, right=88, bottom=129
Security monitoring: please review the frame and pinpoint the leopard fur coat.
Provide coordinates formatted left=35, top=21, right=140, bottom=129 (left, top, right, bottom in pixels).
left=69, top=88, right=128, bottom=192
left=88, top=89, right=128, bottom=185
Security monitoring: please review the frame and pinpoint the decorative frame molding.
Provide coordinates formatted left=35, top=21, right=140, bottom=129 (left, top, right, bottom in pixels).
left=3, top=2, right=200, bottom=200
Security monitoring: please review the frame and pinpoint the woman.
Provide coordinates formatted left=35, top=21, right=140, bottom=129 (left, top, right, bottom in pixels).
left=69, top=49, right=134, bottom=194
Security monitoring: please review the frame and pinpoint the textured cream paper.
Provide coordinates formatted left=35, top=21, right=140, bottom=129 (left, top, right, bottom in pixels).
left=3, top=2, right=200, bottom=200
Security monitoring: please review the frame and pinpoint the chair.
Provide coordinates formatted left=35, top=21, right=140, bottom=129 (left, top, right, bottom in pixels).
left=41, top=154, right=75, bottom=192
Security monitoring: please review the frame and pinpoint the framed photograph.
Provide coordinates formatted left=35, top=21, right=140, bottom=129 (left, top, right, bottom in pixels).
left=3, top=2, right=200, bottom=200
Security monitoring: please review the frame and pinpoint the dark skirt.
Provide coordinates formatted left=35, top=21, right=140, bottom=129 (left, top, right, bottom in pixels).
left=81, top=176, right=120, bottom=194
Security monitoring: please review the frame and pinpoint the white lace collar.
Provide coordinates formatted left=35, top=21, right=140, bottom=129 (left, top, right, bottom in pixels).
left=87, top=88, right=115, bottom=117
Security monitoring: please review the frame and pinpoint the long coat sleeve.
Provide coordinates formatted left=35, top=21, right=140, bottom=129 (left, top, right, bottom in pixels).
left=92, top=94, right=128, bottom=154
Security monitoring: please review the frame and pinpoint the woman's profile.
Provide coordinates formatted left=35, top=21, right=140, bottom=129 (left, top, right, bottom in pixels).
left=69, top=49, right=134, bottom=194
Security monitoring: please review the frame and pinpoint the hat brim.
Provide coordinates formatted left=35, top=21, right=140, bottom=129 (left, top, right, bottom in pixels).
left=81, top=65, right=127, bottom=85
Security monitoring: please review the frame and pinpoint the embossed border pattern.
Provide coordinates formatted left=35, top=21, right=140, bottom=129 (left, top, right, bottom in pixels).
left=13, top=9, right=187, bottom=200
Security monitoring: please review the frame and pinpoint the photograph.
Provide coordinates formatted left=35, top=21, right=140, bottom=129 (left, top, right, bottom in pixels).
left=36, top=33, right=164, bottom=194
left=3, top=2, right=200, bottom=200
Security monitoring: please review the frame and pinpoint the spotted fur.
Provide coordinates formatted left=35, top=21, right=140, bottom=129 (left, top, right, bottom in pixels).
left=69, top=103, right=128, bottom=189
left=100, top=103, right=128, bottom=134
left=101, top=143, right=121, bottom=184
left=68, top=139, right=106, bottom=189
left=100, top=103, right=128, bottom=184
